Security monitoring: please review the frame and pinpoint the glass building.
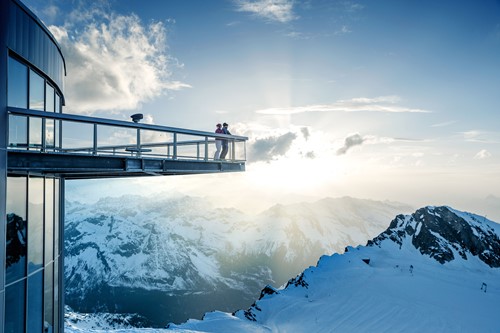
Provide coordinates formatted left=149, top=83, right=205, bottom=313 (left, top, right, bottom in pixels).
left=1, top=1, right=246, bottom=332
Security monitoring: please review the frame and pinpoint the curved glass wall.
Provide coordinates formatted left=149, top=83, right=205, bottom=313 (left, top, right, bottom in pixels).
left=5, top=15, right=64, bottom=329
left=3, top=1, right=66, bottom=333
left=6, top=0, right=66, bottom=90
left=5, top=175, right=61, bottom=333
left=8, top=55, right=62, bottom=151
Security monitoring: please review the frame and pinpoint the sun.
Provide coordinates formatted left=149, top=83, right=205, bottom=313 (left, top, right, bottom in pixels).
left=247, top=155, right=347, bottom=195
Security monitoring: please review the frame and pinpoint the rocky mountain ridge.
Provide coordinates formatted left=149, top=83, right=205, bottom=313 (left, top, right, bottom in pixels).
left=64, top=195, right=412, bottom=326
left=216, top=205, right=500, bottom=332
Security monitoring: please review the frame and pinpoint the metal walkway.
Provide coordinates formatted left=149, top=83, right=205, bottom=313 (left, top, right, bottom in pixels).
left=7, top=108, right=247, bottom=179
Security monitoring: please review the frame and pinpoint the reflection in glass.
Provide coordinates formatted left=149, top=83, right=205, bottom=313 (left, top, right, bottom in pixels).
left=8, top=56, right=28, bottom=108
left=45, top=178, right=54, bottom=264
left=54, top=179, right=60, bottom=256
left=30, top=70, right=45, bottom=110
left=5, top=280, right=26, bottom=333
left=44, top=263, right=54, bottom=333
left=46, top=119, right=55, bottom=148
left=55, top=93, right=61, bottom=113
left=28, top=272, right=44, bottom=332
left=29, top=117, right=43, bottom=148
left=28, top=177, right=44, bottom=273
left=46, top=83, right=54, bottom=112
left=6, top=177, right=27, bottom=284
left=96, top=125, right=136, bottom=154
left=8, top=115, right=28, bottom=147
left=54, top=258, right=60, bottom=333
left=62, top=121, right=93, bottom=149
left=46, top=84, right=56, bottom=148
left=55, top=94, right=61, bottom=148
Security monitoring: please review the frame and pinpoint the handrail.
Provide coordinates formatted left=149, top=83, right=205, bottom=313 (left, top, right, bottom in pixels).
left=7, top=107, right=247, bottom=162
left=7, top=107, right=247, bottom=141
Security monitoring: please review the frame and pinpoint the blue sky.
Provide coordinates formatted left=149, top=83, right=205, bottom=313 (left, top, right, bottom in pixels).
left=24, top=0, right=500, bottom=219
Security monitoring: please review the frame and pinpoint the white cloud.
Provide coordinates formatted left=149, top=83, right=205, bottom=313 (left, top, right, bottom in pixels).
left=335, top=25, right=351, bottom=35
left=462, top=130, right=481, bottom=141
left=256, top=96, right=431, bottom=115
left=42, top=5, right=59, bottom=22
left=431, top=120, right=456, bottom=127
left=474, top=149, right=492, bottom=160
left=460, top=130, right=500, bottom=144
left=234, top=0, right=296, bottom=23
left=49, top=6, right=190, bottom=114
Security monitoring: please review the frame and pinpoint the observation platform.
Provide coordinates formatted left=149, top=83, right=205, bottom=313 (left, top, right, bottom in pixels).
left=7, top=108, right=247, bottom=179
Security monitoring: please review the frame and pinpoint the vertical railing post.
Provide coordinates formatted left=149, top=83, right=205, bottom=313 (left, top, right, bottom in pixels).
left=231, top=139, right=235, bottom=161
left=173, top=133, right=177, bottom=159
left=196, top=142, right=200, bottom=160
left=136, top=128, right=141, bottom=157
left=204, top=136, right=209, bottom=161
left=93, top=123, right=98, bottom=155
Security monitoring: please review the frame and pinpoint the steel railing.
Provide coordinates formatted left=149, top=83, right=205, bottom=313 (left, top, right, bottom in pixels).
left=7, top=107, right=247, bottom=162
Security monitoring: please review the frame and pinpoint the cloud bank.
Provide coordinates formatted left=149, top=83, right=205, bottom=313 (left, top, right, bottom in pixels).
left=49, top=4, right=190, bottom=114
left=256, top=96, right=430, bottom=115
left=249, top=132, right=297, bottom=162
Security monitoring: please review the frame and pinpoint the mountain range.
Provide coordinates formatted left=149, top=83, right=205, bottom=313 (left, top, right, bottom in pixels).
left=168, top=205, right=500, bottom=333
left=64, top=195, right=413, bottom=326
left=64, top=205, right=500, bottom=332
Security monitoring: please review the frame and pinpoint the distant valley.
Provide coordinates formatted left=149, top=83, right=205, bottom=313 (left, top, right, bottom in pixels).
left=64, top=195, right=413, bottom=326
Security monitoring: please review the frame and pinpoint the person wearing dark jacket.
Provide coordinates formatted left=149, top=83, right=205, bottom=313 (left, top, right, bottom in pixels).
left=220, top=122, right=231, bottom=159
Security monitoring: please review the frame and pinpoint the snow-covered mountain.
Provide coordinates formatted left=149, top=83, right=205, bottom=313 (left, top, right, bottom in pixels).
left=64, top=195, right=412, bottom=326
left=165, top=206, right=500, bottom=333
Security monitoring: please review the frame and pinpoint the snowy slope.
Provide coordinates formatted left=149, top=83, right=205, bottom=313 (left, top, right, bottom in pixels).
left=65, top=195, right=411, bottom=325
left=163, top=206, right=500, bottom=333
left=65, top=206, right=500, bottom=333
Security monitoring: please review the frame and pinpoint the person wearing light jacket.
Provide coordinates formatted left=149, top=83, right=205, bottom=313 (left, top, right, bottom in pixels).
left=214, top=123, right=223, bottom=159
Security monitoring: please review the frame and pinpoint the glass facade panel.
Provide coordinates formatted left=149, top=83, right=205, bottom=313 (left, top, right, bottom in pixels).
left=6, top=177, right=27, bottom=284
left=45, top=83, right=54, bottom=112
left=53, top=259, right=59, bottom=333
left=46, top=84, right=56, bottom=148
left=54, top=179, right=60, bottom=257
left=46, top=119, right=55, bottom=148
left=55, top=93, right=61, bottom=113
left=43, top=262, right=54, bottom=333
left=28, top=177, right=44, bottom=273
left=55, top=119, right=61, bottom=150
left=7, top=56, right=28, bottom=108
left=29, top=117, right=42, bottom=148
left=27, top=271, right=44, bottom=332
left=55, top=94, right=61, bottom=148
left=45, top=178, right=54, bottom=264
left=5, top=175, right=63, bottom=333
left=5, top=279, right=26, bottom=333
left=8, top=115, right=28, bottom=147
left=29, top=69, right=44, bottom=110
left=61, top=121, right=94, bottom=149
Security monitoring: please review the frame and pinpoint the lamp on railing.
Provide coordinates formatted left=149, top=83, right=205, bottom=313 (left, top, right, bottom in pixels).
left=131, top=113, right=143, bottom=123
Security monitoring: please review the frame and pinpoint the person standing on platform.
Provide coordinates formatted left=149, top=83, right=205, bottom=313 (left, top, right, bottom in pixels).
left=220, top=122, right=231, bottom=159
left=214, top=123, right=223, bottom=159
